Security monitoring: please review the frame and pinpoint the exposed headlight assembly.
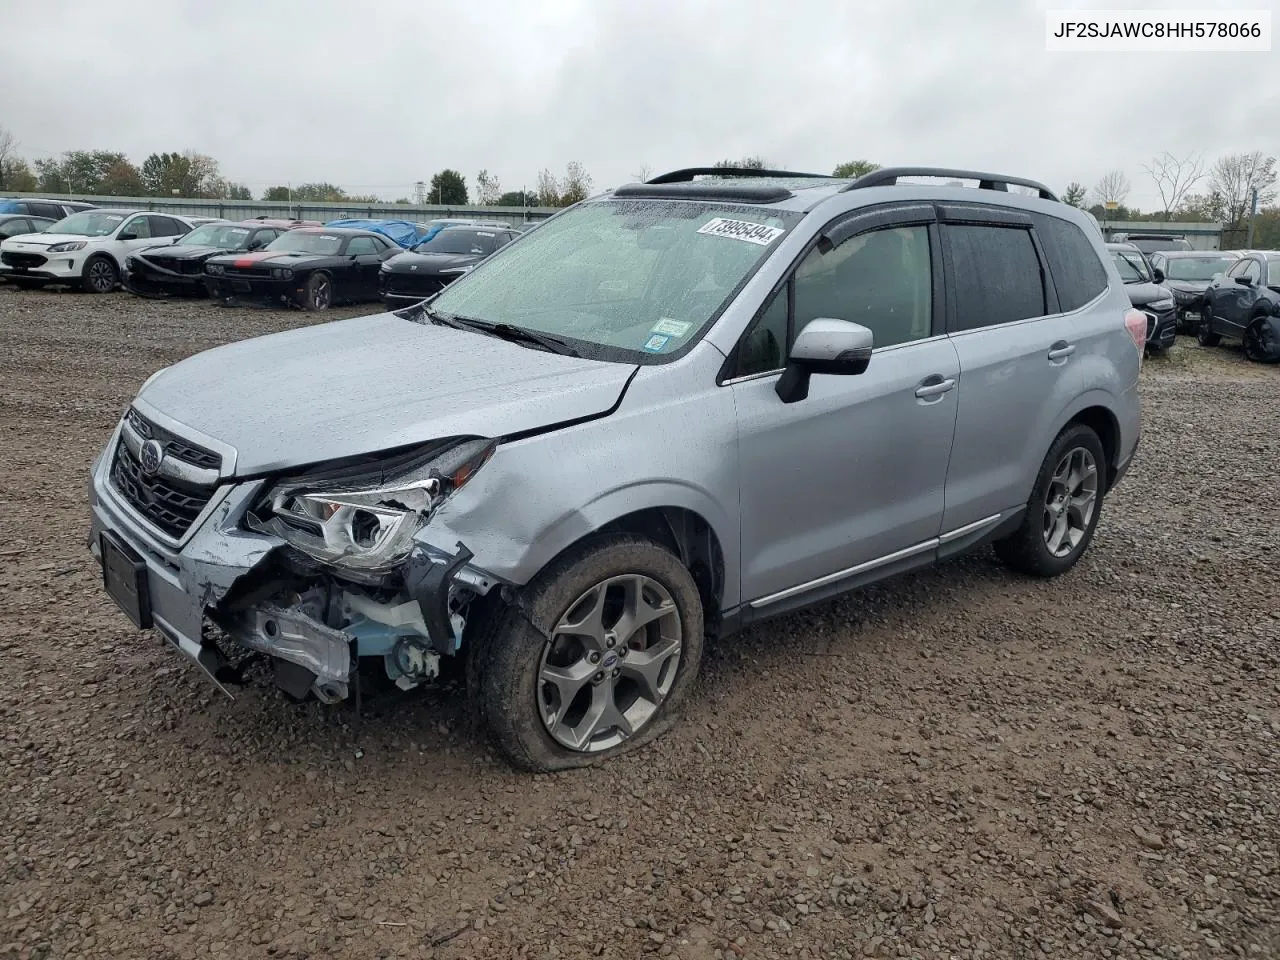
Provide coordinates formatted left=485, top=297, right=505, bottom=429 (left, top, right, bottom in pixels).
left=48, top=240, right=87, bottom=253
left=249, top=438, right=497, bottom=574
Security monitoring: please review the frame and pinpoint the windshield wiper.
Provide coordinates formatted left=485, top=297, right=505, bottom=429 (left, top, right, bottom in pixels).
left=445, top=315, right=581, bottom=357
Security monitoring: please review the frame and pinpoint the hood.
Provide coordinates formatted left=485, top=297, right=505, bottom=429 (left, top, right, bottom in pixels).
left=138, top=311, right=636, bottom=475
left=206, top=250, right=327, bottom=268
left=1122, top=281, right=1171, bottom=307
left=2, top=232, right=91, bottom=248
left=1163, top=279, right=1211, bottom=293
left=138, top=244, right=227, bottom=261
left=385, top=251, right=481, bottom=275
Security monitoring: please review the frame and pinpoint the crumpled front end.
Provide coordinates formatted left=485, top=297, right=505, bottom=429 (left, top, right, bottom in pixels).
left=89, top=403, right=499, bottom=703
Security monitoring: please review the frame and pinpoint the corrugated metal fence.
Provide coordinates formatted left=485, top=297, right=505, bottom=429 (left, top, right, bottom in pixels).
left=3, top=191, right=557, bottom=225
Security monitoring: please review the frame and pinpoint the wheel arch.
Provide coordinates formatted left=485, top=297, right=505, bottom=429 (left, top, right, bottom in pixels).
left=1061, top=403, right=1120, bottom=490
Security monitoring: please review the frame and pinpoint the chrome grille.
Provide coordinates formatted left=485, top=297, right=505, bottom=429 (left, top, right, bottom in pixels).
left=110, top=409, right=222, bottom=538
left=125, top=407, right=221, bottom=470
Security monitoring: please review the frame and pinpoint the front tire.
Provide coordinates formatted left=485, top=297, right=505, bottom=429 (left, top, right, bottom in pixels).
left=1198, top=306, right=1222, bottom=347
left=81, top=255, right=118, bottom=294
left=478, top=535, right=704, bottom=771
left=994, top=424, right=1106, bottom=578
left=302, top=272, right=332, bottom=311
left=1243, top=317, right=1280, bottom=364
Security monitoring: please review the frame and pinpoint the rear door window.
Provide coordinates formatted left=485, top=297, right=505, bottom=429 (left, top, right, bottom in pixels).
left=346, top=237, right=379, bottom=256
left=944, top=224, right=1047, bottom=332
left=1032, top=214, right=1107, bottom=311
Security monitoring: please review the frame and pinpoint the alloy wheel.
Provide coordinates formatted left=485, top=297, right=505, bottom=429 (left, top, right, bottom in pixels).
left=88, top=260, right=115, bottom=292
left=537, top=573, right=683, bottom=752
left=312, top=277, right=331, bottom=309
left=1041, top=446, right=1098, bottom=559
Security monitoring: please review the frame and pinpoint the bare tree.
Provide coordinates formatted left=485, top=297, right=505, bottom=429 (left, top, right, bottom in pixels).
left=1091, top=169, right=1131, bottom=209
left=535, top=168, right=561, bottom=207
left=0, top=126, right=17, bottom=191
left=1208, top=151, right=1278, bottom=226
left=475, top=169, right=502, bottom=206
left=630, top=163, right=653, bottom=183
left=1142, top=152, right=1205, bottom=218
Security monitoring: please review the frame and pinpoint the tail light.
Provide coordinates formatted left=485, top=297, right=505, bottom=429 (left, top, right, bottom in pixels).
left=1124, top=308, right=1146, bottom=365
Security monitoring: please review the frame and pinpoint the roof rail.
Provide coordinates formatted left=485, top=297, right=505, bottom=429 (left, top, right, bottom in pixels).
left=843, top=167, right=1059, bottom=202
left=647, top=166, right=831, bottom=183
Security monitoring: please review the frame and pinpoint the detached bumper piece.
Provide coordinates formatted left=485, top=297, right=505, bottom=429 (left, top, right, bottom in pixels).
left=124, top=257, right=208, bottom=298
left=404, top=541, right=475, bottom=656
left=206, top=275, right=299, bottom=308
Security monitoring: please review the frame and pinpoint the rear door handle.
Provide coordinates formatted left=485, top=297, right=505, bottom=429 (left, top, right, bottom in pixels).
left=915, top=375, right=957, bottom=400
left=1048, top=341, right=1076, bottom=361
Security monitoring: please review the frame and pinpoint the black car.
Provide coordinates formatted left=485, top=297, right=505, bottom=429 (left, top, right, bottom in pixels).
left=0, top=198, right=97, bottom=220
left=378, top=225, right=521, bottom=309
left=204, top=227, right=401, bottom=310
left=1148, top=250, right=1241, bottom=332
left=124, top=220, right=302, bottom=298
left=1106, top=243, right=1176, bottom=354
left=1200, top=251, right=1280, bottom=362
left=0, top=214, right=55, bottom=241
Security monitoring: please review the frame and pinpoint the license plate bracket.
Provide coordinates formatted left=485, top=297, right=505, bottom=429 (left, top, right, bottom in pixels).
left=101, top=531, right=153, bottom=629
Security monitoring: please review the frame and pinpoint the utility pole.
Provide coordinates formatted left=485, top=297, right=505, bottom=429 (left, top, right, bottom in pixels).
left=1245, top=187, right=1259, bottom=248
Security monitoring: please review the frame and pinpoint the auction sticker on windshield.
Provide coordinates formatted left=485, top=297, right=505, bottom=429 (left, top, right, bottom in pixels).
left=651, top=317, right=692, bottom=337
left=697, top=218, right=785, bottom=246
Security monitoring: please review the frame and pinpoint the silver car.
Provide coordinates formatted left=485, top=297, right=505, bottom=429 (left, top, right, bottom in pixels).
left=89, top=166, right=1143, bottom=770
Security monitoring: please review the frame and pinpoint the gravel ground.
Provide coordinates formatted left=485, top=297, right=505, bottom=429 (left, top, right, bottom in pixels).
left=1, top=284, right=1278, bottom=960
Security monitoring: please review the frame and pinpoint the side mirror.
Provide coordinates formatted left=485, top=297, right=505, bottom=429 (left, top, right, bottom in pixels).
left=1235, top=275, right=1254, bottom=287
left=775, top=318, right=873, bottom=404
left=246, top=239, right=264, bottom=251
left=1151, top=268, right=1165, bottom=284
left=118, top=232, right=138, bottom=241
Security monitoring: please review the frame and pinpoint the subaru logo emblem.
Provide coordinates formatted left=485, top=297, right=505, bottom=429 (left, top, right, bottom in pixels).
left=139, top=439, right=165, bottom=477
left=602, top=652, right=619, bottom=669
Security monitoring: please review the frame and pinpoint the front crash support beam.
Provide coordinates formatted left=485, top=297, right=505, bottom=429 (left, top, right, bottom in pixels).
left=404, top=541, right=474, bottom=656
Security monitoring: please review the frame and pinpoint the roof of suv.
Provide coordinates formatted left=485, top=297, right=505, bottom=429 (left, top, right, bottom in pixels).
left=608, top=165, right=1064, bottom=215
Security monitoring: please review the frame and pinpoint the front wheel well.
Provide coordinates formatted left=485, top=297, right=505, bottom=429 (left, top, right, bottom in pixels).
left=1065, top=406, right=1120, bottom=490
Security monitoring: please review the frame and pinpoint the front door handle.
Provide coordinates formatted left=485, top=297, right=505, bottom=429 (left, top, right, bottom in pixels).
left=915, top=375, right=957, bottom=400
left=1048, top=341, right=1076, bottom=362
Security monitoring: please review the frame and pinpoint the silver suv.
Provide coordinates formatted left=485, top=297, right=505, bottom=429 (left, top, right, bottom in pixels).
left=89, top=166, right=1143, bottom=770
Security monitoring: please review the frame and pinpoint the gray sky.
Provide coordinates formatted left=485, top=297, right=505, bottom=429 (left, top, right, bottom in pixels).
left=1, top=0, right=1277, bottom=209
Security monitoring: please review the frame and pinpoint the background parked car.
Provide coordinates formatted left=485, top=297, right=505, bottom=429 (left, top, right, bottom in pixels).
left=321, top=218, right=432, bottom=248
left=1149, top=250, right=1242, bottom=332
left=0, top=197, right=97, bottom=220
left=417, top=217, right=511, bottom=243
left=204, top=227, right=402, bottom=310
left=1199, top=250, right=1280, bottom=362
left=1107, top=242, right=1176, bottom=354
left=124, top=219, right=301, bottom=298
left=0, top=209, right=193, bottom=292
left=0, top=214, right=55, bottom=241
left=1114, top=233, right=1194, bottom=256
left=379, top=224, right=522, bottom=309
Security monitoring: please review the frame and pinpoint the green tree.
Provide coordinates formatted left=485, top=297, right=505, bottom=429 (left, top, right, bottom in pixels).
left=1062, top=181, right=1088, bottom=207
left=832, top=160, right=880, bottom=179
left=262, top=185, right=291, bottom=202
left=1, top=156, right=36, bottom=192
left=34, top=150, right=131, bottom=194
left=139, top=151, right=224, bottom=198
left=99, top=159, right=145, bottom=196
left=393, top=197, right=410, bottom=204
left=428, top=169, right=468, bottom=205
left=558, top=161, right=593, bottom=205
left=225, top=183, right=252, bottom=201
left=713, top=156, right=769, bottom=170
left=535, top=168, right=561, bottom=206
left=496, top=190, right=537, bottom=207
left=292, top=182, right=348, bottom=202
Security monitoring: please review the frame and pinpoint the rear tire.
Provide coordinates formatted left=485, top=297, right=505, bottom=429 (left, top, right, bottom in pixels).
left=994, top=424, right=1106, bottom=578
left=1198, top=306, right=1222, bottom=347
left=479, top=535, right=704, bottom=772
left=302, top=272, right=332, bottom=311
left=1243, top=317, right=1279, bottom=364
left=81, top=255, right=118, bottom=294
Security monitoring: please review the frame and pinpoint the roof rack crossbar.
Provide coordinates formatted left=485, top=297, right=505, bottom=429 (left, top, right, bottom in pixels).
left=647, top=167, right=831, bottom=184
left=843, top=167, right=1060, bottom=202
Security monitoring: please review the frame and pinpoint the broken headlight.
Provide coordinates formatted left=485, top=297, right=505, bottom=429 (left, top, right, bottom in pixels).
left=249, top=438, right=496, bottom=573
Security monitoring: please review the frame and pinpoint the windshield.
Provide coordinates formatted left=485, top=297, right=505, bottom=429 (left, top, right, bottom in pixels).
left=179, top=224, right=252, bottom=249
left=1164, top=256, right=1238, bottom=281
left=47, top=211, right=125, bottom=236
left=1110, top=250, right=1150, bottom=282
left=414, top=228, right=496, bottom=255
left=430, top=200, right=800, bottom=360
left=265, top=231, right=342, bottom=255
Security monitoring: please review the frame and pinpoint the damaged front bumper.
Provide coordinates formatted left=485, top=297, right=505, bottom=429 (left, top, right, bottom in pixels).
left=89, top=419, right=497, bottom=703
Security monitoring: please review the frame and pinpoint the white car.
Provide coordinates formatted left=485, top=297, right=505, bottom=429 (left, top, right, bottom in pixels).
left=0, top=209, right=194, bottom=292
